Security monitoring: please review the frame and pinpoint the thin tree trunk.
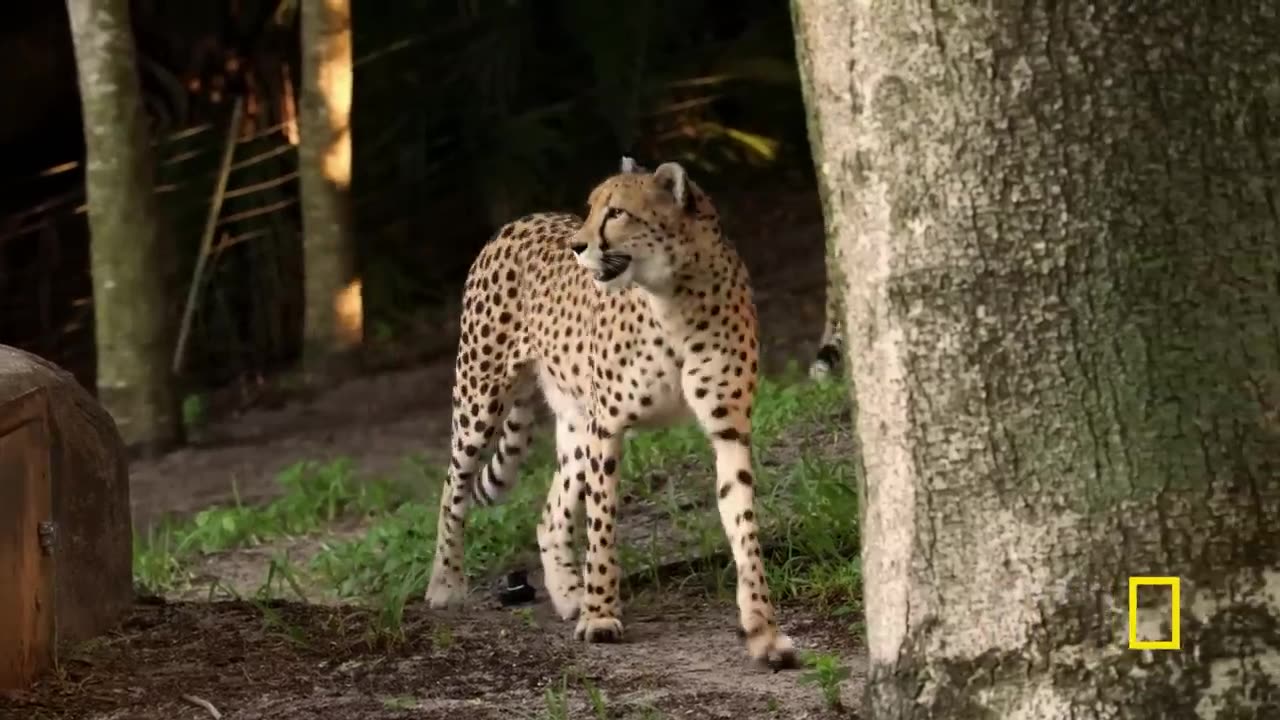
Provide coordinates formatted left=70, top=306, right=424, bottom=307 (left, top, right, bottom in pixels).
left=67, top=0, right=180, bottom=453
left=298, top=0, right=361, bottom=376
left=791, top=1, right=1280, bottom=717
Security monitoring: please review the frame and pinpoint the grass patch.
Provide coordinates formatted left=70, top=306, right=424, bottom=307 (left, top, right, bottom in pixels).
left=137, top=364, right=863, bottom=633
left=133, top=458, right=405, bottom=594
left=309, top=439, right=556, bottom=593
left=540, top=667, right=612, bottom=720
left=760, top=456, right=862, bottom=615
left=309, top=366, right=860, bottom=621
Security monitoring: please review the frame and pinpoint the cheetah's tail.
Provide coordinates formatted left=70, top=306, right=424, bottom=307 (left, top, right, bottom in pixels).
left=808, top=341, right=842, bottom=380
left=470, top=383, right=538, bottom=507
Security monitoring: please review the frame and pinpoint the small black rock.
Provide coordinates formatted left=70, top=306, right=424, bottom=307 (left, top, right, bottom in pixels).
left=498, top=569, right=537, bottom=606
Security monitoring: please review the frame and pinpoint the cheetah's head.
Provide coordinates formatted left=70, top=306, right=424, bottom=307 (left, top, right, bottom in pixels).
left=570, top=157, right=716, bottom=294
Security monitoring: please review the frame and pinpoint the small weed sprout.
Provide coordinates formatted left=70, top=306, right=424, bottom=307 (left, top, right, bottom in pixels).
left=799, top=651, right=851, bottom=710
left=431, top=624, right=454, bottom=650
left=581, top=675, right=609, bottom=719
left=542, top=672, right=570, bottom=720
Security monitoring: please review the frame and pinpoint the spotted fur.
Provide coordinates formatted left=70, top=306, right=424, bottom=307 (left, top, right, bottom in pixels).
left=424, top=158, right=796, bottom=668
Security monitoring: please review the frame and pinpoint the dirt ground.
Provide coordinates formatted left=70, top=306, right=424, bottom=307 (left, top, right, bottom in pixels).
left=2, top=182, right=868, bottom=719
left=4, top=591, right=863, bottom=720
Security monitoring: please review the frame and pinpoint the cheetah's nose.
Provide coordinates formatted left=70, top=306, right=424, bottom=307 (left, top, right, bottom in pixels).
left=569, top=242, right=588, bottom=254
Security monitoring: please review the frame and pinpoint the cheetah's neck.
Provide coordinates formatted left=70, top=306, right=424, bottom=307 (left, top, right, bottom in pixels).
left=643, top=261, right=750, bottom=337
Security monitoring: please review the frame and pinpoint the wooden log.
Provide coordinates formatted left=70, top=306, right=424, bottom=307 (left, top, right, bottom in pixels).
left=0, top=345, right=132, bottom=657
left=0, top=388, right=55, bottom=689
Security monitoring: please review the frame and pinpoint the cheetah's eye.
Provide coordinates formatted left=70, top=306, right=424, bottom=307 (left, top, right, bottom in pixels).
left=604, top=207, right=625, bottom=221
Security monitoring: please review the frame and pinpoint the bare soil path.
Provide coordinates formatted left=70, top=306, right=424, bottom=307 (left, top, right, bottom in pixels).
left=6, top=591, right=862, bottom=719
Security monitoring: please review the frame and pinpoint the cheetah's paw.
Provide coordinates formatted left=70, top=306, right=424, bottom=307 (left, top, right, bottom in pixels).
left=539, top=560, right=583, bottom=620
left=808, top=361, right=832, bottom=381
left=548, top=585, right=582, bottom=621
left=742, top=625, right=798, bottom=671
left=424, top=571, right=467, bottom=609
left=574, top=615, right=624, bottom=643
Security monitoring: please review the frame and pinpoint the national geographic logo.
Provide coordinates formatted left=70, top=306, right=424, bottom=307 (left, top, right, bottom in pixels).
left=1127, top=576, right=1181, bottom=651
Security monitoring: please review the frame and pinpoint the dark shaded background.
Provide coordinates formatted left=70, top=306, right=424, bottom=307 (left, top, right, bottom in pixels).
left=0, top=0, right=817, bottom=407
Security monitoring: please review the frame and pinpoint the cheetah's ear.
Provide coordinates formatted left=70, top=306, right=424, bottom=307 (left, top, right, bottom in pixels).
left=652, top=161, right=688, bottom=208
left=620, top=156, right=646, bottom=174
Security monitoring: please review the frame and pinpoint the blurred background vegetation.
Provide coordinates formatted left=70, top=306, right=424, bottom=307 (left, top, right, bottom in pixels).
left=0, top=0, right=815, bottom=399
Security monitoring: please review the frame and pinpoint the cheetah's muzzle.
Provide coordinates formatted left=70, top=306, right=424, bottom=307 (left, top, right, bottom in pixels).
left=597, top=253, right=631, bottom=282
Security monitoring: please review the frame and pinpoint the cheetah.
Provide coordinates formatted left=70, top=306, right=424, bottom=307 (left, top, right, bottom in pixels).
left=423, top=157, right=796, bottom=668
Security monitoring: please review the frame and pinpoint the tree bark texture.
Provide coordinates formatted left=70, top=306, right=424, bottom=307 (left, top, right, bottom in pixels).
left=67, top=0, right=180, bottom=452
left=299, top=0, right=361, bottom=376
left=791, top=1, right=1280, bottom=718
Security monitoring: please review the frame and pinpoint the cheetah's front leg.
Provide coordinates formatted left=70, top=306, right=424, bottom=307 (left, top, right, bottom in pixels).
left=574, top=419, right=626, bottom=643
left=684, top=370, right=797, bottom=669
left=537, top=415, right=587, bottom=620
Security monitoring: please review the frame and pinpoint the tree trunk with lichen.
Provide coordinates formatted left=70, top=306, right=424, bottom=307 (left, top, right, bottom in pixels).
left=791, top=1, right=1280, bottom=717
left=298, top=0, right=361, bottom=377
left=67, top=0, right=181, bottom=454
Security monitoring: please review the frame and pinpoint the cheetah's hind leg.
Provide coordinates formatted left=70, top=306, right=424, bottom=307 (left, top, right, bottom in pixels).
left=425, top=371, right=538, bottom=609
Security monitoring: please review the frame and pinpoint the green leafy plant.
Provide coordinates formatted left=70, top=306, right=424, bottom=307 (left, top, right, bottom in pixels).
left=542, top=672, right=571, bottom=720
left=582, top=675, right=609, bottom=719
left=799, top=651, right=851, bottom=710
left=181, top=393, right=208, bottom=432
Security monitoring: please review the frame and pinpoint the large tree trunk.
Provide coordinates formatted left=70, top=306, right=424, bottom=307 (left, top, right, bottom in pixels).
left=792, top=2, right=1280, bottom=717
left=67, top=0, right=180, bottom=453
left=298, top=0, right=361, bottom=377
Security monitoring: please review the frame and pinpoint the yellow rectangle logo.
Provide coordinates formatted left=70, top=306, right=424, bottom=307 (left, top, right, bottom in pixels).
left=1127, top=576, right=1181, bottom=650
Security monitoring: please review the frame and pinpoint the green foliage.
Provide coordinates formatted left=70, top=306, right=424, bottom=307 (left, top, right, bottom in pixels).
left=431, top=623, right=454, bottom=650
left=760, top=458, right=861, bottom=599
left=182, top=459, right=391, bottom=552
left=181, top=393, right=208, bottom=431
left=310, top=438, right=555, bottom=600
left=132, top=458, right=403, bottom=594
left=542, top=672, right=571, bottom=720
left=750, top=364, right=853, bottom=446
left=539, top=668, right=612, bottom=720
left=582, top=675, right=610, bottom=720
left=132, top=523, right=186, bottom=595
left=799, top=651, right=853, bottom=710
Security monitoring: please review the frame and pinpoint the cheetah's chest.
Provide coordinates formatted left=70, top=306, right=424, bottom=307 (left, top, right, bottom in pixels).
left=531, top=289, right=694, bottom=431
left=588, top=299, right=693, bottom=431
